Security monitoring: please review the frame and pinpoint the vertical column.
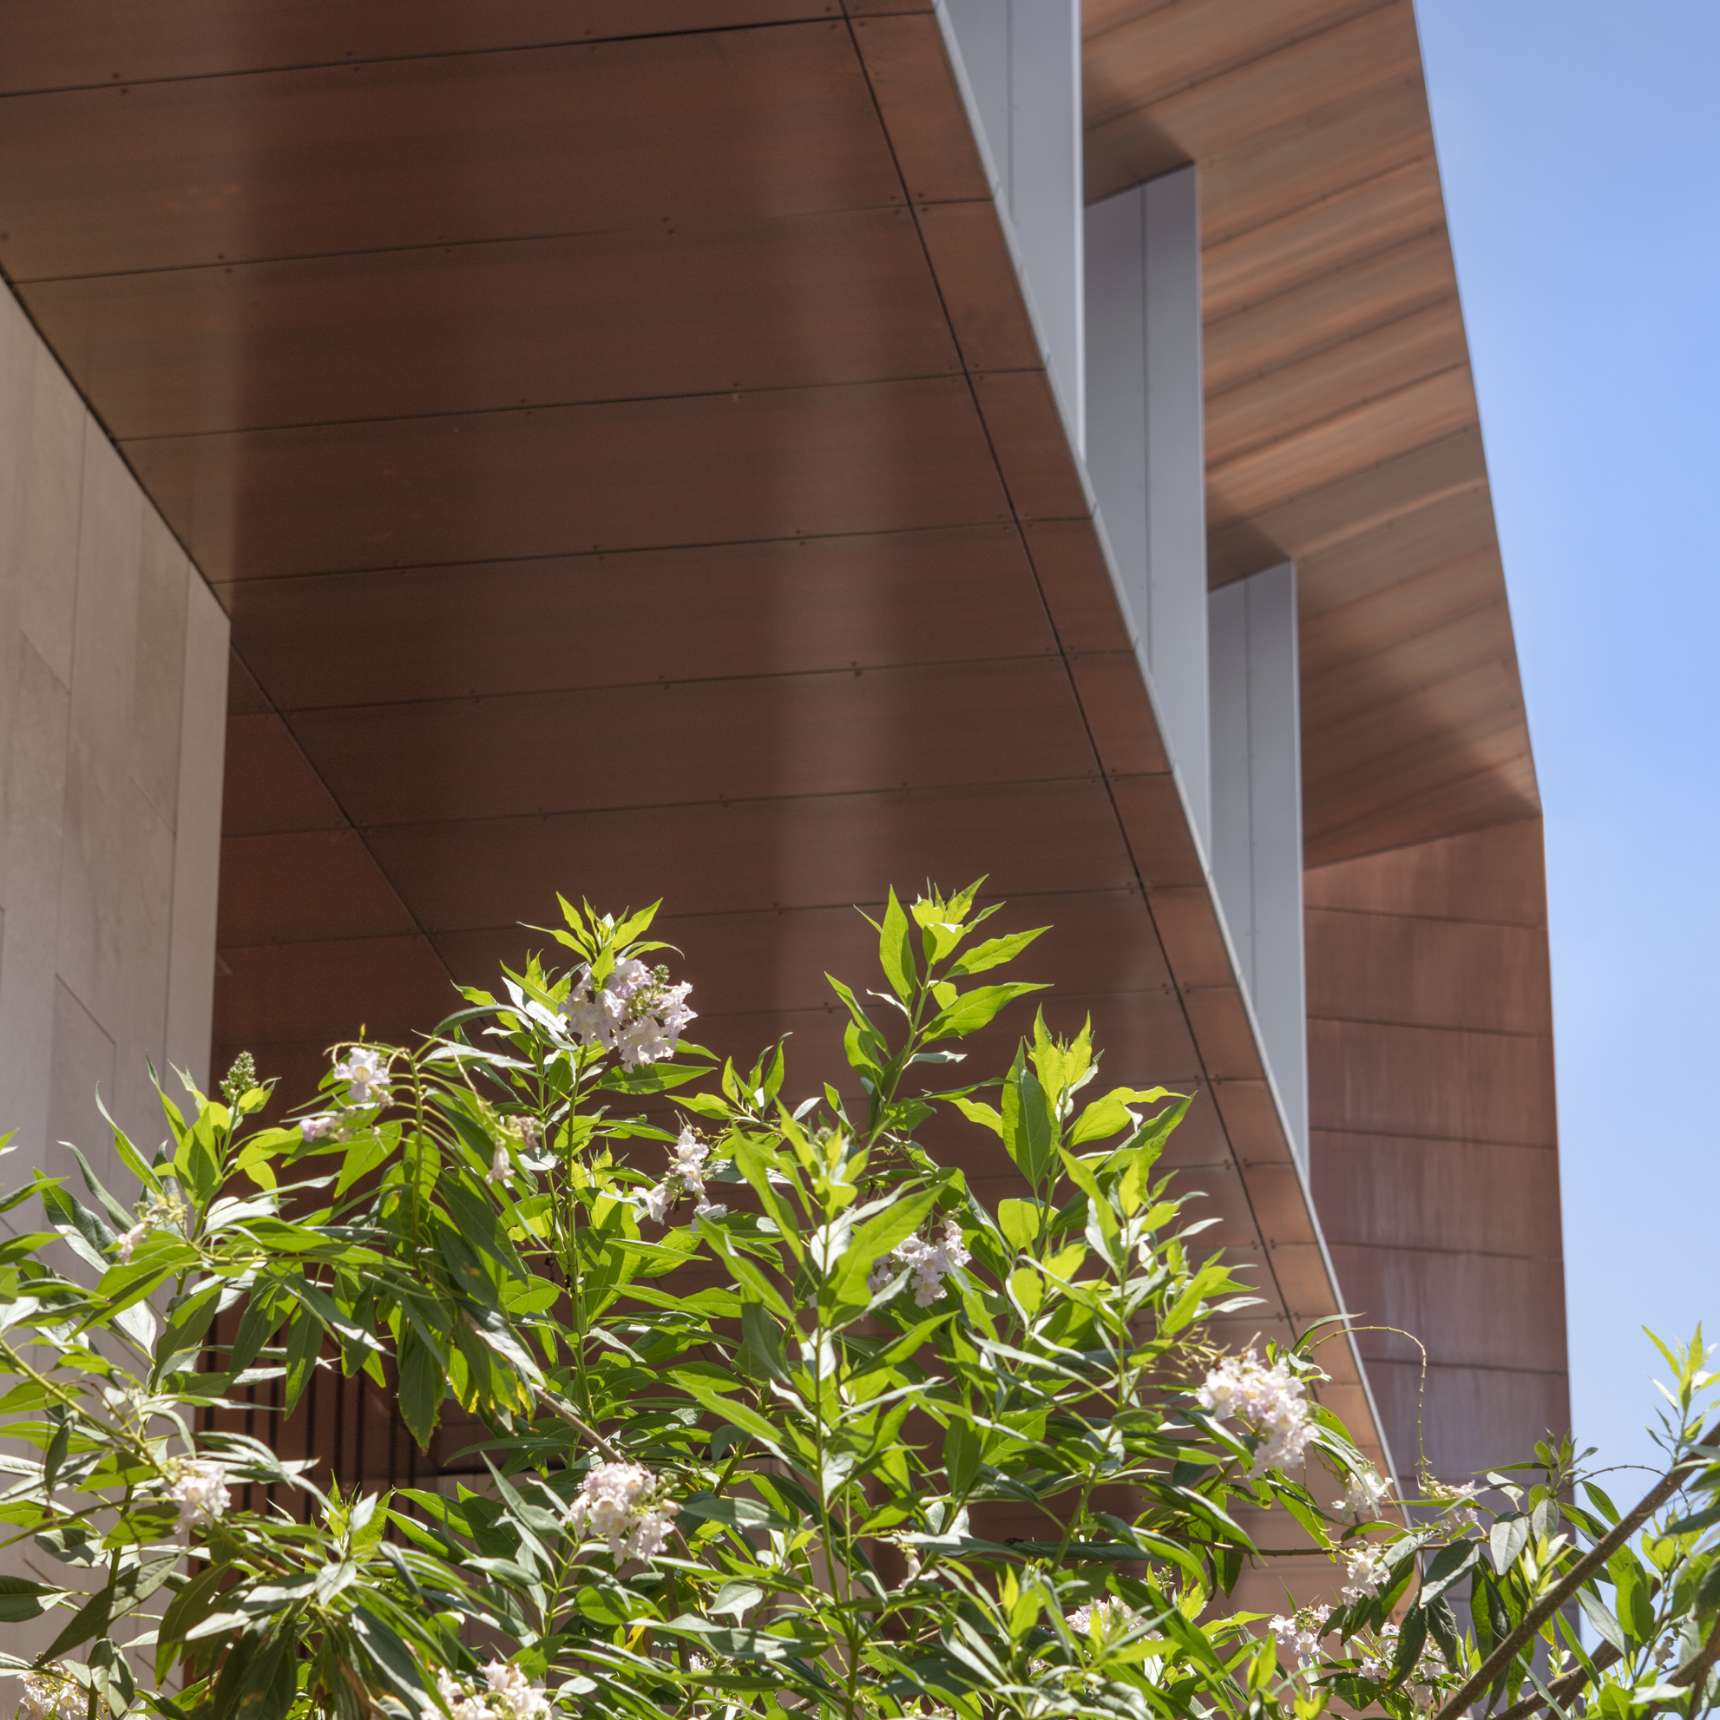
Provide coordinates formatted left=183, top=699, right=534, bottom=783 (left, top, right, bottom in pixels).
left=940, top=0, right=1084, bottom=444
left=0, top=282, right=229, bottom=1207
left=1209, top=562, right=1308, bottom=1162
left=1084, top=167, right=1211, bottom=842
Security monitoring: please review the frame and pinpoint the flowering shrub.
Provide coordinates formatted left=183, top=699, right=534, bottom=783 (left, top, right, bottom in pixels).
left=0, top=883, right=1715, bottom=1718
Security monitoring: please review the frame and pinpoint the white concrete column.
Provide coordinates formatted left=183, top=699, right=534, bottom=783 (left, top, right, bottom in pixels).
left=940, top=0, right=1084, bottom=446
left=1084, top=166, right=1210, bottom=841
left=1209, top=562, right=1308, bottom=1163
left=0, top=282, right=229, bottom=1205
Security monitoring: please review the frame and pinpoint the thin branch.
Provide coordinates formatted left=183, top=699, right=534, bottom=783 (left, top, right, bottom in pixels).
left=1671, top=1613, right=1720, bottom=1693
left=532, top=1386, right=626, bottom=1464
left=1490, top=1642, right=1623, bottom=1720
left=1431, top=1419, right=1720, bottom=1720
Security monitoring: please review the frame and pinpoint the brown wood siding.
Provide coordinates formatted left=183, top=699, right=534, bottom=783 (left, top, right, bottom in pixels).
left=1307, top=818, right=1568, bottom=1489
left=1086, top=1, right=1540, bottom=866
left=2, top=0, right=1576, bottom=1513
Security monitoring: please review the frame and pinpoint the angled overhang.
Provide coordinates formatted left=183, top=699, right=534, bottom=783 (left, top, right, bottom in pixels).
left=0, top=0, right=1568, bottom=1518
left=1087, top=0, right=1539, bottom=868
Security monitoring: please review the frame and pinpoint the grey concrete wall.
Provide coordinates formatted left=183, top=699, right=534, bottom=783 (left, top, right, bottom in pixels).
left=0, top=281, right=228, bottom=1203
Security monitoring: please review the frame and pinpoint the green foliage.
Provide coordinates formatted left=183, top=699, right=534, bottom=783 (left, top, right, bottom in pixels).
left=0, top=884, right=1714, bottom=1719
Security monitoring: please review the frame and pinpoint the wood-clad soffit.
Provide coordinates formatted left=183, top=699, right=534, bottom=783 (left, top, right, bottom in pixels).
left=1084, top=0, right=1540, bottom=864
left=0, top=4, right=1387, bottom=1458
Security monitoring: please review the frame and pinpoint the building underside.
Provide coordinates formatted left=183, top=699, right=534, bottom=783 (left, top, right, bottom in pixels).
left=0, top=0, right=1565, bottom=1610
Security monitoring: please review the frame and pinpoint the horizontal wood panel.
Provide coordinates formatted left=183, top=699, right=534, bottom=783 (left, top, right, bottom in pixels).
left=0, top=2, right=841, bottom=93
left=850, top=13, right=989, bottom=206
left=1204, top=228, right=1455, bottom=394
left=1307, top=907, right=1550, bottom=1035
left=1305, top=705, right=1535, bottom=861
left=1200, top=155, right=1445, bottom=322
left=1293, top=486, right=1499, bottom=617
left=1304, top=669, right=1528, bottom=795
left=1300, top=548, right=1508, bottom=677
left=0, top=23, right=895, bottom=279
left=364, top=779, right=1138, bottom=930
left=24, top=208, right=953, bottom=437
left=215, top=932, right=452, bottom=1046
left=1194, top=77, right=1433, bottom=246
left=1208, top=426, right=1488, bottom=582
left=218, top=829, right=417, bottom=947
left=1304, top=819, right=1547, bottom=925
left=222, top=527, right=1052, bottom=711
left=1311, top=1131, right=1562, bottom=1258
left=1365, top=1359, right=1569, bottom=1484
left=1330, top=1245, right=1568, bottom=1372
left=1307, top=755, right=1542, bottom=872
left=1301, top=601, right=1523, bottom=731
left=1206, top=298, right=1467, bottom=469
left=127, top=378, right=1010, bottom=580
left=1308, top=1017, right=1556, bottom=1146
left=289, top=658, right=1093, bottom=826
left=1208, top=364, right=1476, bottom=520
left=1087, top=4, right=1420, bottom=181
left=221, top=712, right=344, bottom=834
left=1083, top=0, right=1377, bottom=124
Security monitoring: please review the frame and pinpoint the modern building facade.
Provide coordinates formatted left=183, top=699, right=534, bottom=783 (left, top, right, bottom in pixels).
left=0, top=0, right=1565, bottom=1607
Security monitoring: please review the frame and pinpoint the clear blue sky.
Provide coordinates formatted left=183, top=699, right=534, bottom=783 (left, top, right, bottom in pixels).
left=1414, top=1, right=1720, bottom=1487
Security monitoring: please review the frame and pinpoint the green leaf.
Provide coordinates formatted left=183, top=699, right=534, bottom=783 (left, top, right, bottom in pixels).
left=348, top=1601, right=432, bottom=1710
left=924, top=982, right=1047, bottom=1043
left=831, top=1186, right=939, bottom=1308
left=996, top=1199, right=1042, bottom=1252
left=0, top=1575, right=56, bottom=1622
left=949, top=1097, right=1003, bottom=1137
left=1489, top=1514, right=1531, bottom=1575
left=671, top=1373, right=791, bottom=1464
left=878, top=889, right=917, bottom=1003
left=1069, top=1085, right=1172, bottom=1147
left=946, top=927, right=1047, bottom=978
left=1577, top=1587, right=1627, bottom=1655
left=1419, top=1538, right=1479, bottom=1603
left=1001, top=1056, right=1056, bottom=1186
left=1664, top=1497, right=1720, bottom=1536
left=398, top=1323, right=444, bottom=1449
left=41, top=1584, right=113, bottom=1660
left=740, top=1301, right=791, bottom=1385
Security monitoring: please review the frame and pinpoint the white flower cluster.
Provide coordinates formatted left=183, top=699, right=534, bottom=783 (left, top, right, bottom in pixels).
left=301, top=1046, right=395, bottom=1140
left=1422, top=1474, right=1482, bottom=1529
left=435, top=1663, right=551, bottom=1720
left=1068, top=1596, right=1138, bottom=1638
left=569, top=1459, right=678, bottom=1562
left=1195, top=1350, right=1318, bottom=1472
left=167, top=1457, right=231, bottom=1530
left=868, top=1217, right=971, bottom=1308
left=1340, top=1541, right=1392, bottom=1604
left=1335, top=1460, right=1393, bottom=1523
left=112, top=1186, right=188, bottom=1263
left=486, top=1115, right=544, bottom=1187
left=1270, top=1604, right=1331, bottom=1669
left=562, top=957, right=695, bottom=1070
left=1357, top=1621, right=1451, bottom=1704
left=640, top=1126, right=726, bottom=1225
left=15, top=1669, right=83, bottom=1720
left=333, top=1044, right=393, bottom=1106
